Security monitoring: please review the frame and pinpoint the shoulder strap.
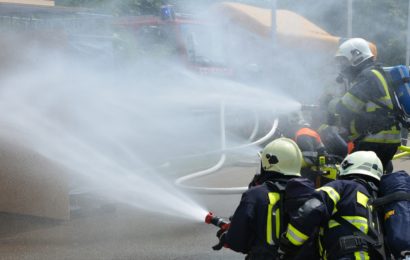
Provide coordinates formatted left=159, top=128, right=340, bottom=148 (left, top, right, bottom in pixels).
left=346, top=180, right=386, bottom=258
left=371, top=191, right=410, bottom=208
left=333, top=214, right=386, bottom=259
left=374, top=66, right=409, bottom=122
left=333, top=214, right=380, bottom=246
left=265, top=180, right=287, bottom=193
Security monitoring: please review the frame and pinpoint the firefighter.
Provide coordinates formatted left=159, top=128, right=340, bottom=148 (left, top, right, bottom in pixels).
left=280, top=150, right=386, bottom=260
left=332, top=38, right=401, bottom=172
left=294, top=126, right=340, bottom=187
left=213, top=137, right=314, bottom=259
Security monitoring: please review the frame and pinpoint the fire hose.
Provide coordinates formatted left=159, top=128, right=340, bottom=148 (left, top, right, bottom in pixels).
left=174, top=102, right=279, bottom=194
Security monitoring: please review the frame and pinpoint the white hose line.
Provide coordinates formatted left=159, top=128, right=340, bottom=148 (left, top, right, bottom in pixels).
left=165, top=108, right=265, bottom=162
left=231, top=118, right=278, bottom=149
left=174, top=111, right=279, bottom=194
left=247, top=110, right=260, bottom=142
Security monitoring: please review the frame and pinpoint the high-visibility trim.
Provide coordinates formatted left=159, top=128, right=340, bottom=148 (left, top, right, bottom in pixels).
left=295, top=127, right=322, bottom=143
left=319, top=227, right=324, bottom=236
left=366, top=99, right=393, bottom=112
left=350, top=120, right=360, bottom=139
left=266, top=192, right=280, bottom=245
left=343, top=216, right=369, bottom=234
left=354, top=251, right=370, bottom=260
left=362, top=129, right=401, bottom=143
left=350, top=120, right=401, bottom=143
left=286, top=223, right=309, bottom=246
left=341, top=92, right=365, bottom=113
left=318, top=228, right=325, bottom=259
left=328, top=219, right=340, bottom=228
left=357, top=191, right=369, bottom=208
left=318, top=124, right=329, bottom=132
left=328, top=216, right=368, bottom=234
left=371, top=69, right=393, bottom=109
left=275, top=208, right=280, bottom=239
left=317, top=186, right=340, bottom=214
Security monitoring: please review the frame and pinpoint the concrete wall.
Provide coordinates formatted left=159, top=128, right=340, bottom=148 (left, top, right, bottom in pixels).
left=0, top=135, right=70, bottom=220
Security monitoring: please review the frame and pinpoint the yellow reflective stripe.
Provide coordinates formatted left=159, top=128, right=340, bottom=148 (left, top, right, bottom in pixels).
left=371, top=69, right=393, bottom=109
left=341, top=92, right=365, bottom=112
left=318, top=124, right=329, bottom=132
left=316, top=186, right=340, bottom=214
left=366, top=103, right=377, bottom=112
left=286, top=223, right=309, bottom=246
left=350, top=120, right=360, bottom=139
left=318, top=230, right=325, bottom=259
left=363, top=130, right=401, bottom=143
left=328, top=219, right=340, bottom=228
left=275, top=208, right=280, bottom=239
left=343, top=216, right=369, bottom=234
left=357, top=191, right=369, bottom=208
left=361, top=124, right=401, bottom=143
left=366, top=99, right=393, bottom=112
left=318, top=228, right=327, bottom=259
left=363, top=138, right=401, bottom=143
left=266, top=192, right=280, bottom=245
left=355, top=251, right=370, bottom=260
left=328, top=216, right=368, bottom=234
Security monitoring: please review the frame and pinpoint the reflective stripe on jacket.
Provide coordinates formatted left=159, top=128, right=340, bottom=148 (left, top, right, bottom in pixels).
left=339, top=68, right=401, bottom=144
left=285, top=180, right=375, bottom=259
left=224, top=177, right=290, bottom=255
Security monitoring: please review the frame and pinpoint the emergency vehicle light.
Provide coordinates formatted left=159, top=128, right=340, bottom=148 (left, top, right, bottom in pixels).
left=160, top=5, right=175, bottom=21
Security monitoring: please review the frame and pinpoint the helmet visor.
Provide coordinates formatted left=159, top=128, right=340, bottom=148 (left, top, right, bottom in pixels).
left=335, top=56, right=350, bottom=71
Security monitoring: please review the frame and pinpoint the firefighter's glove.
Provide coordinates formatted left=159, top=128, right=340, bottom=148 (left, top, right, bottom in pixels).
left=212, top=230, right=227, bottom=251
left=279, top=232, right=300, bottom=258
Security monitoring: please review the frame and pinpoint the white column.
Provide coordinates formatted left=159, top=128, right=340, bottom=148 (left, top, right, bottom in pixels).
left=271, top=0, right=277, bottom=44
left=406, top=0, right=410, bottom=67
left=347, top=0, right=353, bottom=38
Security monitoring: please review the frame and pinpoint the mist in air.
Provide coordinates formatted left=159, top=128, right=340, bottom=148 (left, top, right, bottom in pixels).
left=0, top=3, right=330, bottom=221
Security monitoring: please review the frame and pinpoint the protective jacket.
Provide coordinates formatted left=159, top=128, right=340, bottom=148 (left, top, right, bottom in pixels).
left=336, top=63, right=401, bottom=145
left=224, top=175, right=313, bottom=259
left=284, top=179, right=384, bottom=260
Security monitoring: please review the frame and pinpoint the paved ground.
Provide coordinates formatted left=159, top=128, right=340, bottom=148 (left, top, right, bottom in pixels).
left=0, top=158, right=409, bottom=260
left=0, top=164, right=256, bottom=260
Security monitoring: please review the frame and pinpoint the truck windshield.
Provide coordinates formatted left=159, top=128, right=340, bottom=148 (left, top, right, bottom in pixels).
left=179, top=24, right=226, bottom=67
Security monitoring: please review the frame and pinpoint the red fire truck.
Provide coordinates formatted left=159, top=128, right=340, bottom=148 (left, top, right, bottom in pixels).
left=112, top=5, right=234, bottom=77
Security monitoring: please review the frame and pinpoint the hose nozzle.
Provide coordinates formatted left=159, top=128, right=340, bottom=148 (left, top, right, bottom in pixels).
left=205, top=212, right=230, bottom=230
left=301, top=104, right=319, bottom=111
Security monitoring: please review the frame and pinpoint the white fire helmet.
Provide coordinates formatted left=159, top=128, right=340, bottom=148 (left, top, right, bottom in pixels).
left=261, top=137, right=303, bottom=176
left=339, top=151, right=383, bottom=181
left=335, top=38, right=374, bottom=67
